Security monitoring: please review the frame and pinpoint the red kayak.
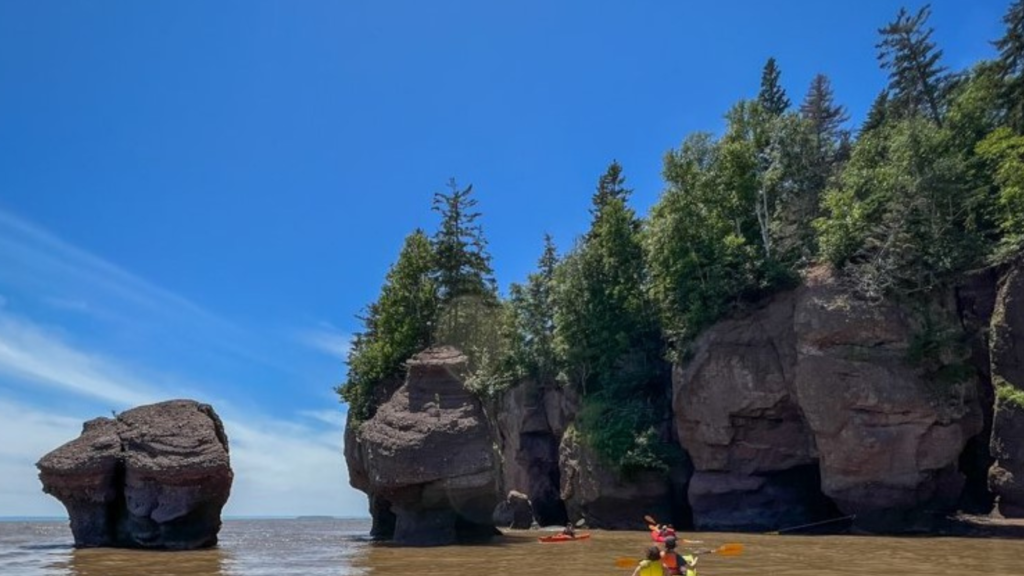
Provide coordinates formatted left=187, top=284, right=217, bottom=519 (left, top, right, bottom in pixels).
left=538, top=533, right=591, bottom=543
left=650, top=530, right=676, bottom=543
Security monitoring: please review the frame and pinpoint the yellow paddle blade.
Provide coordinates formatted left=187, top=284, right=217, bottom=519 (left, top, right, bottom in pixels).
left=615, top=557, right=636, bottom=569
left=714, top=543, right=744, bottom=556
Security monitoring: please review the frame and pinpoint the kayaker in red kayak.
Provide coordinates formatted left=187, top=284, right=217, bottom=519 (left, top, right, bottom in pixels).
left=650, top=524, right=677, bottom=542
left=561, top=523, right=576, bottom=538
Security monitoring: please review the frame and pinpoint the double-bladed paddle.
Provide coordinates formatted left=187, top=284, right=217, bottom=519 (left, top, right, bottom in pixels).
left=614, top=543, right=744, bottom=569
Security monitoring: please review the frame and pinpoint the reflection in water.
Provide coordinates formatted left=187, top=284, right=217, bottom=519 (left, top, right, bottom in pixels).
left=52, top=547, right=226, bottom=576
left=3, top=519, right=1024, bottom=576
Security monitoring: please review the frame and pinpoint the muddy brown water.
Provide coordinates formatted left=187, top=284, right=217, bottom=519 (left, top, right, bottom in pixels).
left=1, top=518, right=1023, bottom=575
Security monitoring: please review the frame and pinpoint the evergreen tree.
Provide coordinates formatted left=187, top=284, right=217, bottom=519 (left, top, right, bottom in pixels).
left=801, top=73, right=850, bottom=154
left=590, top=160, right=630, bottom=218
left=758, top=57, right=791, bottom=116
left=339, top=230, right=438, bottom=421
left=647, top=133, right=745, bottom=347
left=862, top=90, right=891, bottom=133
left=554, top=163, right=666, bottom=470
left=795, top=73, right=850, bottom=239
left=816, top=117, right=981, bottom=299
left=507, top=234, right=559, bottom=381
left=431, top=179, right=502, bottom=366
left=431, top=178, right=496, bottom=303
left=877, top=5, right=948, bottom=125
left=557, top=163, right=654, bottom=396
left=995, top=0, right=1024, bottom=132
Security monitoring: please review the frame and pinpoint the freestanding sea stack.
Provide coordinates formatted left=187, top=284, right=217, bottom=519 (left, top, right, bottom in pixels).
left=346, top=346, right=501, bottom=546
left=37, top=399, right=233, bottom=549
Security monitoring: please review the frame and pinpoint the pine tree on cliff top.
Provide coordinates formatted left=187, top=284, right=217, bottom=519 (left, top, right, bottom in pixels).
left=758, top=57, right=791, bottom=117
left=877, top=5, right=948, bottom=125
left=801, top=73, right=849, bottom=153
left=339, top=229, right=438, bottom=420
left=431, top=178, right=498, bottom=352
left=555, top=162, right=658, bottom=397
left=508, top=234, right=559, bottom=381
left=995, top=0, right=1024, bottom=132
left=431, top=178, right=496, bottom=303
left=862, top=90, right=890, bottom=133
left=555, top=162, right=667, bottom=471
left=590, top=160, right=630, bottom=219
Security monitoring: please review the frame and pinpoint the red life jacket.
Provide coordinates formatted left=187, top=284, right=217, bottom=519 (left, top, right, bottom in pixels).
left=661, top=550, right=683, bottom=575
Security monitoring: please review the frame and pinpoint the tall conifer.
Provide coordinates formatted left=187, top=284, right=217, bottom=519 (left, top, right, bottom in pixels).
left=877, top=5, right=948, bottom=125
left=995, top=0, right=1024, bottom=131
left=758, top=57, right=791, bottom=116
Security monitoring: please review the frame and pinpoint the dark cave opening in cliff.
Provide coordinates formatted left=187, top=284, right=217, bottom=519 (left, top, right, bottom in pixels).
left=519, top=432, right=568, bottom=526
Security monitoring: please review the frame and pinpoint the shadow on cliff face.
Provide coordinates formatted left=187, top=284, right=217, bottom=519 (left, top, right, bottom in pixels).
left=689, top=465, right=839, bottom=532
left=518, top=432, right=567, bottom=526
left=955, top=267, right=999, bottom=515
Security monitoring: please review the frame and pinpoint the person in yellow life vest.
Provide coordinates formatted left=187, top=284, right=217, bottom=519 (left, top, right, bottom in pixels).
left=661, top=538, right=698, bottom=576
left=632, top=546, right=669, bottom=576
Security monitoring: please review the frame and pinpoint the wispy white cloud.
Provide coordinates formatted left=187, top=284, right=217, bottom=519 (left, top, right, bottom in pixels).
left=0, top=209, right=222, bottom=327
left=0, top=310, right=161, bottom=407
left=223, top=414, right=362, bottom=517
left=0, top=208, right=294, bottom=375
left=297, top=324, right=351, bottom=361
left=0, top=207, right=366, bottom=517
left=299, top=408, right=348, bottom=428
left=42, top=296, right=97, bottom=315
left=0, top=397, right=90, bottom=517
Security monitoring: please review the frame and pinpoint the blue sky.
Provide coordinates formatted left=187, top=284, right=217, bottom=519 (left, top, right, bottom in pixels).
left=0, top=1, right=1009, bottom=516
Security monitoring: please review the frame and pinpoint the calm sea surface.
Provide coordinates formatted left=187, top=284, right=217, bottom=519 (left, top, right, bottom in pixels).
left=1, top=518, right=1023, bottom=576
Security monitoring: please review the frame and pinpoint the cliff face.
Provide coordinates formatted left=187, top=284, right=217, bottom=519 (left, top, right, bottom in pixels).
left=989, top=264, right=1024, bottom=516
left=346, top=263, right=1024, bottom=536
left=491, top=379, right=573, bottom=526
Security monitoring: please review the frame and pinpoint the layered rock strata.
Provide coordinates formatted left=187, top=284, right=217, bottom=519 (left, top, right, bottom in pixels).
left=345, top=347, right=501, bottom=545
left=37, top=400, right=232, bottom=549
